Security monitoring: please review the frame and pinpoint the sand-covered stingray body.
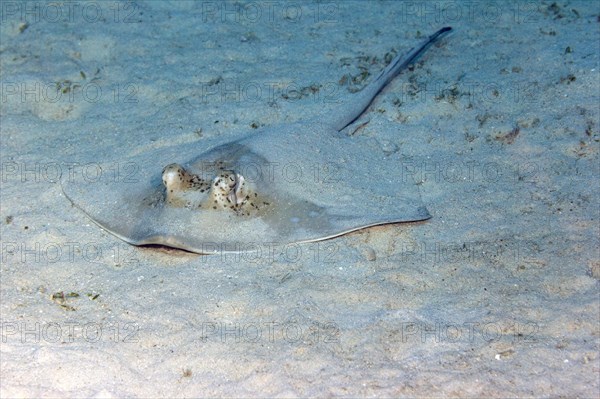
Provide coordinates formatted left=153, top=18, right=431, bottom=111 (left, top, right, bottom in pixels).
left=61, top=28, right=452, bottom=254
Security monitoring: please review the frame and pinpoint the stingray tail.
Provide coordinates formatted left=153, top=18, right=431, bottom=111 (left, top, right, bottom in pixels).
left=330, top=26, right=452, bottom=132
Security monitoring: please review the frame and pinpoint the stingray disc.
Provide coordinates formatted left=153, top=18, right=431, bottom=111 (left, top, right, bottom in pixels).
left=61, top=122, right=430, bottom=254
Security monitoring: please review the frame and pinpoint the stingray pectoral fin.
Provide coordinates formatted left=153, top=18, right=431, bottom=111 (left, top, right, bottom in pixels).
left=60, top=172, right=155, bottom=245
left=60, top=159, right=291, bottom=252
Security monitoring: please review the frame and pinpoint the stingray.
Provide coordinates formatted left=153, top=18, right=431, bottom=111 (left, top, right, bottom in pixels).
left=61, top=27, right=452, bottom=254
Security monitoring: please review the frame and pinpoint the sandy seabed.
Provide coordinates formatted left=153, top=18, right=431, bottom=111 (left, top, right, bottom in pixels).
left=1, top=1, right=599, bottom=397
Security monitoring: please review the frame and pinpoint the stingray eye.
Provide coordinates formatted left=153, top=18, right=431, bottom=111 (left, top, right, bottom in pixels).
left=227, top=174, right=246, bottom=206
left=208, top=171, right=249, bottom=210
left=162, top=163, right=199, bottom=191
left=162, top=163, right=186, bottom=189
